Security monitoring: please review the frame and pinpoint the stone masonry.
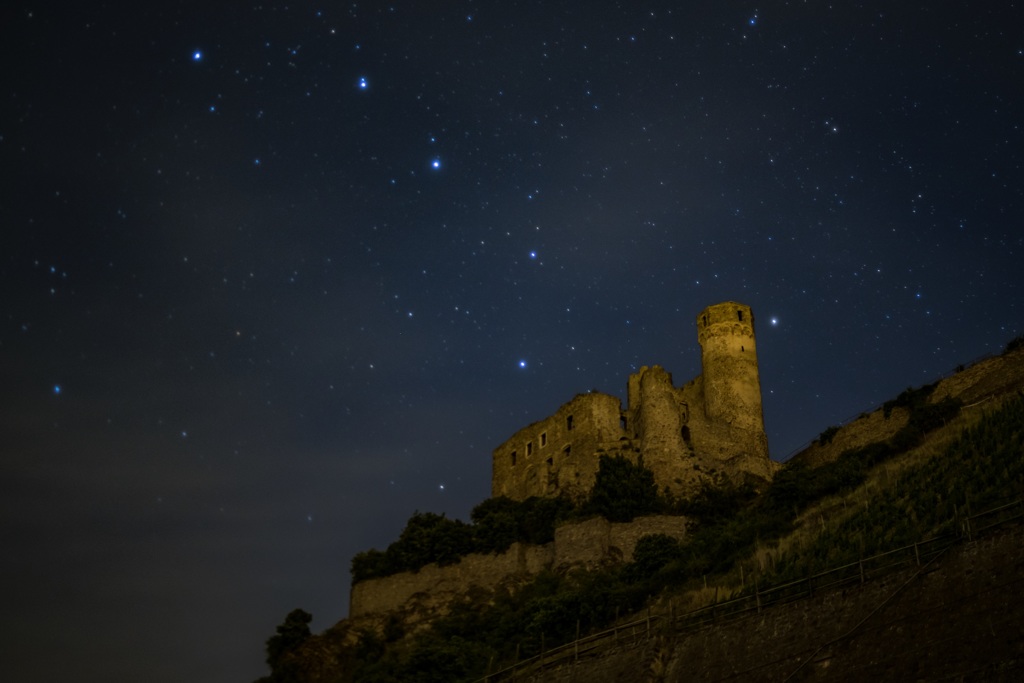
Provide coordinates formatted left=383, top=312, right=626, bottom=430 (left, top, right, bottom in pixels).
left=492, top=301, right=778, bottom=501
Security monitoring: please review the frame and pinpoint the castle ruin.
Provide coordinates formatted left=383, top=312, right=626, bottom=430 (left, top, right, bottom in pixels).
left=491, top=301, right=777, bottom=501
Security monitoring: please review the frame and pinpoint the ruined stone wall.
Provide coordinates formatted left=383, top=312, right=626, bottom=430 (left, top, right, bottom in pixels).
left=349, top=515, right=687, bottom=626
left=791, top=346, right=1024, bottom=469
left=492, top=301, right=775, bottom=503
left=492, top=393, right=626, bottom=502
left=349, top=541, right=553, bottom=622
left=552, top=515, right=686, bottom=570
left=930, top=345, right=1024, bottom=405
left=629, top=366, right=688, bottom=492
left=791, top=407, right=910, bottom=469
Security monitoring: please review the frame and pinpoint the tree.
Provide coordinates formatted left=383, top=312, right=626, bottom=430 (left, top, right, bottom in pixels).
left=585, top=454, right=661, bottom=522
left=264, top=608, right=312, bottom=681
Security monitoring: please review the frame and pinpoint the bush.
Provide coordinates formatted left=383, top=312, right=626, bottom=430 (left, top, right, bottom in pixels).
left=817, top=425, right=840, bottom=445
left=584, top=454, right=663, bottom=522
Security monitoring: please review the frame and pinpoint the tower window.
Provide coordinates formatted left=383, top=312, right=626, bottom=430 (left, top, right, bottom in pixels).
left=563, top=445, right=571, bottom=456
left=702, top=315, right=708, bottom=326
left=737, top=310, right=744, bottom=321
left=620, top=416, right=627, bottom=430
left=541, top=432, right=547, bottom=447
left=527, top=441, right=533, bottom=456
left=566, top=415, right=574, bottom=431
left=511, top=451, right=517, bottom=466
left=741, top=345, right=745, bottom=352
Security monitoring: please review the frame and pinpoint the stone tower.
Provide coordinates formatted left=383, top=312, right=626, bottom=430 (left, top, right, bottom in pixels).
left=696, top=301, right=766, bottom=449
left=491, top=300, right=775, bottom=503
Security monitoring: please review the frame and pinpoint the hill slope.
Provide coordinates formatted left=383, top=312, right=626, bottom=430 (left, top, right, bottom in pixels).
left=254, top=343, right=1024, bottom=683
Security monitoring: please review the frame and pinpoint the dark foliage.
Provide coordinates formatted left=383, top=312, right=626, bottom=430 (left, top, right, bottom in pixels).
left=677, top=477, right=756, bottom=528
left=817, top=425, right=840, bottom=445
left=1005, top=334, right=1024, bottom=354
left=882, top=383, right=936, bottom=419
left=261, top=608, right=312, bottom=683
left=583, top=454, right=663, bottom=522
left=351, top=512, right=474, bottom=583
left=352, top=498, right=573, bottom=583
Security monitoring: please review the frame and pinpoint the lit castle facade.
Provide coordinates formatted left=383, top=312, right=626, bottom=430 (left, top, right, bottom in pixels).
left=491, top=302, right=777, bottom=501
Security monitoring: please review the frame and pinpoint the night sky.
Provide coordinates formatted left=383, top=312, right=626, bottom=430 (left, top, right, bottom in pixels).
left=2, top=2, right=1022, bottom=681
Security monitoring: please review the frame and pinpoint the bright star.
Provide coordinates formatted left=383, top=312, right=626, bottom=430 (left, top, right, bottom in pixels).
left=529, top=251, right=537, bottom=259
left=431, top=158, right=441, bottom=170
left=53, top=384, right=62, bottom=395
left=770, top=317, right=779, bottom=326
left=518, top=360, right=528, bottom=369
left=358, top=77, right=368, bottom=90
left=192, top=50, right=203, bottom=62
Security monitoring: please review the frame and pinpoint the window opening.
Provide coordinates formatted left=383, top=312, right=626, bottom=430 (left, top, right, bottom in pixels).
left=527, top=441, right=533, bottom=456
left=541, top=432, right=547, bottom=447
left=737, top=310, right=744, bottom=321
left=511, top=451, right=517, bottom=466
left=566, top=415, right=574, bottom=431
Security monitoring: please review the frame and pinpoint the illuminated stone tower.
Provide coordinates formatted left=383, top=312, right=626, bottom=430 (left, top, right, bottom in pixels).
left=492, top=300, right=776, bottom=503
left=696, top=301, right=767, bottom=456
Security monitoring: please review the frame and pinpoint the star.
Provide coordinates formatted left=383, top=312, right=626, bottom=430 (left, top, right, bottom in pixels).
left=358, top=77, right=368, bottom=90
left=430, top=158, right=442, bottom=170
left=192, top=50, right=203, bottom=62
left=518, top=360, right=528, bottom=369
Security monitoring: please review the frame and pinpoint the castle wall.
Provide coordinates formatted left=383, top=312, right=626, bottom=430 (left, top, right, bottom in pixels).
left=349, top=541, right=552, bottom=621
left=491, top=392, right=626, bottom=502
left=349, top=515, right=687, bottom=626
left=491, top=301, right=776, bottom=503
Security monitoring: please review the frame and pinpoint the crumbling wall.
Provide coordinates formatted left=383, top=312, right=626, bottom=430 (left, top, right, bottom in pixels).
left=349, top=515, right=687, bottom=625
left=491, top=301, right=776, bottom=503
left=491, top=392, right=626, bottom=502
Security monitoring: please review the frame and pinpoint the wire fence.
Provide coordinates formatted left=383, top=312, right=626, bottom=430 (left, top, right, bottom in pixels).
left=475, top=497, right=1024, bottom=682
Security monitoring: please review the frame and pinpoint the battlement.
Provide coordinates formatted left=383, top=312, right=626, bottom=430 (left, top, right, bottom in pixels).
left=492, top=301, right=777, bottom=501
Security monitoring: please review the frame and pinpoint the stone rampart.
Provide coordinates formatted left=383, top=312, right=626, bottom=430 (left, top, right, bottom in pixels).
left=349, top=515, right=687, bottom=624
